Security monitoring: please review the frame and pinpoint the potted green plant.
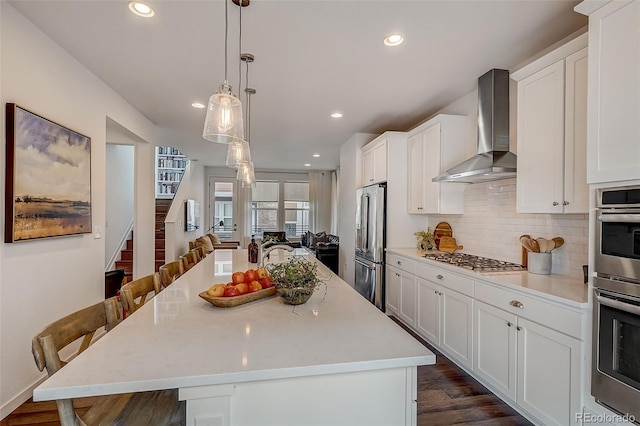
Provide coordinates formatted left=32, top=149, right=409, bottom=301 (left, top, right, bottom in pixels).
left=266, top=256, right=325, bottom=305
left=414, top=230, right=436, bottom=250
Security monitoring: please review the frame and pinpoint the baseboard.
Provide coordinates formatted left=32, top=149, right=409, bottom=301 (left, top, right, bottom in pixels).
left=0, top=375, right=47, bottom=420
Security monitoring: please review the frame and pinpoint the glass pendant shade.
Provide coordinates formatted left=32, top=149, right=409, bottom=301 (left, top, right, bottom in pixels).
left=226, top=139, right=251, bottom=168
left=237, top=160, right=256, bottom=188
left=203, top=82, right=244, bottom=144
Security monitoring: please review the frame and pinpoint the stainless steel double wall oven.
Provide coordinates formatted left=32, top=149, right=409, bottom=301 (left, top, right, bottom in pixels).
left=593, top=186, right=640, bottom=421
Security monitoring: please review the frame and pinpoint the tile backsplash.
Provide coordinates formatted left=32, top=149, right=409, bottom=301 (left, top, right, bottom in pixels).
left=428, top=179, right=588, bottom=279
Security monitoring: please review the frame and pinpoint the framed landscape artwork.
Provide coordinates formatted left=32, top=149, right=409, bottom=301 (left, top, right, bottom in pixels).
left=5, top=103, right=92, bottom=242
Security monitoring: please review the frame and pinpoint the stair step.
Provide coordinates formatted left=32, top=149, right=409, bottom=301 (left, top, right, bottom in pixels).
left=155, top=261, right=164, bottom=272
left=115, top=260, right=133, bottom=274
left=155, top=239, right=165, bottom=249
left=155, top=231, right=165, bottom=239
left=126, top=239, right=133, bottom=250
left=120, top=249, right=133, bottom=261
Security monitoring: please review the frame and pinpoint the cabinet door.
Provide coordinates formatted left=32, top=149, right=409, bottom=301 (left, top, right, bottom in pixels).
left=516, top=60, right=565, bottom=213
left=440, top=288, right=473, bottom=369
left=563, top=47, right=589, bottom=213
left=362, top=148, right=375, bottom=186
left=373, top=141, right=388, bottom=184
left=517, top=318, right=582, bottom=426
left=407, top=134, right=425, bottom=213
left=474, top=301, right=517, bottom=400
left=398, top=272, right=417, bottom=328
left=586, top=0, right=640, bottom=183
left=416, top=278, right=440, bottom=345
left=422, top=123, right=441, bottom=214
left=386, top=266, right=401, bottom=315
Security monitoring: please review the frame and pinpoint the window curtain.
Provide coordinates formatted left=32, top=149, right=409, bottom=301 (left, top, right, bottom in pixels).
left=308, top=171, right=333, bottom=233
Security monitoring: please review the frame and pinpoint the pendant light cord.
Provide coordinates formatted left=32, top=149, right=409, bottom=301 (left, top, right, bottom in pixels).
left=224, top=0, right=228, bottom=82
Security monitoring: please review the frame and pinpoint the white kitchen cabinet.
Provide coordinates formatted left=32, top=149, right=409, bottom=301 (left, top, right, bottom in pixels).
left=415, top=263, right=474, bottom=369
left=474, top=282, right=583, bottom=426
left=512, top=33, right=588, bottom=213
left=407, top=115, right=467, bottom=214
left=386, top=263, right=417, bottom=328
left=362, top=135, right=387, bottom=186
left=576, top=0, right=640, bottom=184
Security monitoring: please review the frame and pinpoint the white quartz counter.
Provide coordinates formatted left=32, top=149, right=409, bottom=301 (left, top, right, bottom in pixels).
left=386, top=248, right=588, bottom=308
left=34, top=249, right=435, bottom=401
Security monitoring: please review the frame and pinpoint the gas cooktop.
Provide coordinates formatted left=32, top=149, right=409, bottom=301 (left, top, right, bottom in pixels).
left=422, top=252, right=525, bottom=273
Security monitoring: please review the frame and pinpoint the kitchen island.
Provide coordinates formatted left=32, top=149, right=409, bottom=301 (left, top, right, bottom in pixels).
left=33, top=249, right=435, bottom=426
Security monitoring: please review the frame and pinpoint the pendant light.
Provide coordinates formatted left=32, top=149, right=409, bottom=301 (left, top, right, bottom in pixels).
left=202, top=0, right=244, bottom=144
left=226, top=52, right=254, bottom=168
left=237, top=53, right=256, bottom=188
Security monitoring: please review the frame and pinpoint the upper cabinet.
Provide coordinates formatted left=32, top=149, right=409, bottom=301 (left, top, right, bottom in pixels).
left=576, top=1, right=640, bottom=184
left=407, top=114, right=467, bottom=214
left=511, top=33, right=588, bottom=213
left=362, top=135, right=388, bottom=186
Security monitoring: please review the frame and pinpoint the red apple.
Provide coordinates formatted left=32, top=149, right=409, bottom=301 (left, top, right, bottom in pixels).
left=245, top=269, right=259, bottom=282
left=260, top=277, right=274, bottom=288
left=223, top=285, right=240, bottom=297
left=235, top=283, right=249, bottom=295
left=248, top=280, right=262, bottom=293
left=232, top=271, right=246, bottom=284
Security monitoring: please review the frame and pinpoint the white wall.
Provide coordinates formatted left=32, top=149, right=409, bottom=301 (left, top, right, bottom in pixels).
left=164, top=161, right=206, bottom=262
left=105, top=144, right=135, bottom=268
left=338, top=133, right=378, bottom=286
left=0, top=3, right=157, bottom=417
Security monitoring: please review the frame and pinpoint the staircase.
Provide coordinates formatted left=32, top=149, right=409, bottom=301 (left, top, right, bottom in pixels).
left=114, top=199, right=171, bottom=282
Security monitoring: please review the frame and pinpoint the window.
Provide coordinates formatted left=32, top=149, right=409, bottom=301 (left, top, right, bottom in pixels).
left=251, top=181, right=279, bottom=236
left=284, top=182, right=309, bottom=237
left=251, top=180, right=310, bottom=238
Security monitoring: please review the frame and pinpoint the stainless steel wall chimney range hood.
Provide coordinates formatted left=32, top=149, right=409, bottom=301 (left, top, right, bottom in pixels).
left=433, top=69, right=516, bottom=183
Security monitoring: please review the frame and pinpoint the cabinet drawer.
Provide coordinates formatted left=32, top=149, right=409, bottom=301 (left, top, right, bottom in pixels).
left=387, top=254, right=416, bottom=275
left=475, top=281, right=582, bottom=339
left=416, top=263, right=474, bottom=297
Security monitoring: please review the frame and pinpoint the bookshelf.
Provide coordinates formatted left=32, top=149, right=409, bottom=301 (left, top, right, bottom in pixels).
left=155, top=146, right=188, bottom=198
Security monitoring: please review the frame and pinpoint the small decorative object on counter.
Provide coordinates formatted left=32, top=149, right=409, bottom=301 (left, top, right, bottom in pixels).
left=414, top=230, right=436, bottom=250
left=434, top=222, right=453, bottom=250
left=248, top=235, right=258, bottom=263
left=438, top=236, right=463, bottom=254
left=528, top=252, right=552, bottom=275
left=266, top=256, right=327, bottom=305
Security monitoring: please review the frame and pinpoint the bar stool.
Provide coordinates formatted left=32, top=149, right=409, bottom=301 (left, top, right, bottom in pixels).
left=159, top=260, right=185, bottom=288
left=31, top=297, right=184, bottom=425
left=119, top=272, right=161, bottom=317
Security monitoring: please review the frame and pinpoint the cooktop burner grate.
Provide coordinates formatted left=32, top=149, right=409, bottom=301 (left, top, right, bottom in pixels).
left=422, top=252, right=525, bottom=273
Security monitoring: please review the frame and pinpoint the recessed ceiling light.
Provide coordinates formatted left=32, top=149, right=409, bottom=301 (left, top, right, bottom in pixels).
left=192, top=102, right=206, bottom=109
left=304, top=163, right=311, bottom=167
left=330, top=112, right=343, bottom=118
left=312, top=153, right=320, bottom=158
left=384, top=33, right=403, bottom=47
left=129, top=2, right=155, bottom=18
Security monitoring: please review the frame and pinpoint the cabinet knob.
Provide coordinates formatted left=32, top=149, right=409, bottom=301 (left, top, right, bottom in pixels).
left=552, top=201, right=559, bottom=206
left=516, top=326, right=523, bottom=331
left=510, top=300, right=524, bottom=309
left=417, top=207, right=423, bottom=210
left=434, top=290, right=439, bottom=295
left=369, top=178, right=373, bottom=182
left=397, top=261, right=402, bottom=265
left=395, top=273, right=400, bottom=277
left=436, top=274, right=444, bottom=280
left=507, top=322, right=513, bottom=327
left=563, top=201, right=569, bottom=206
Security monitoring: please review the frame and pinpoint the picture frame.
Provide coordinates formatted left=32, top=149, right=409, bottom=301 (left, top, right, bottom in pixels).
left=5, top=103, right=92, bottom=242
left=185, top=199, right=200, bottom=232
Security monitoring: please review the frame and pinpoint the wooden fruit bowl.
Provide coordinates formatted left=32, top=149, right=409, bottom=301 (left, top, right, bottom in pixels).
left=199, top=287, right=276, bottom=308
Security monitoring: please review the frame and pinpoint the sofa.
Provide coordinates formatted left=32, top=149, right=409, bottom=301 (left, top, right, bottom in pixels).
left=261, top=231, right=301, bottom=249
left=302, top=231, right=339, bottom=274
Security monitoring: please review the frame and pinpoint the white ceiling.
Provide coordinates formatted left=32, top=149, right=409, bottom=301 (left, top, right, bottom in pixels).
left=9, top=0, right=587, bottom=171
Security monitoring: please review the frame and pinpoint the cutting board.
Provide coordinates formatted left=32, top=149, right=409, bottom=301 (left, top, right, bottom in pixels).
left=438, top=236, right=463, bottom=254
left=434, top=222, right=453, bottom=238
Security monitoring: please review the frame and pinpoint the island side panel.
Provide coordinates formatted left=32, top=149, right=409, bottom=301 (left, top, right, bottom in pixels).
left=181, top=366, right=418, bottom=426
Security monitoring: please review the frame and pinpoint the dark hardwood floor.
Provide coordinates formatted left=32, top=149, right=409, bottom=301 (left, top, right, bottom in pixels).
left=2, top=318, right=532, bottom=426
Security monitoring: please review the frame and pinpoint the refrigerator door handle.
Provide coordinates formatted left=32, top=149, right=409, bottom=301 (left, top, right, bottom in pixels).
left=362, top=194, right=369, bottom=252
left=354, top=257, right=374, bottom=269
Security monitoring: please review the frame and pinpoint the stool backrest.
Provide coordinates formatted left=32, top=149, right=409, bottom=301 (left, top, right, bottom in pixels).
left=159, top=260, right=185, bottom=288
left=120, top=272, right=161, bottom=316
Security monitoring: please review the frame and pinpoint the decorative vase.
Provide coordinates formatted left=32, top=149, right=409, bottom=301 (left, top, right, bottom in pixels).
left=276, top=286, right=314, bottom=305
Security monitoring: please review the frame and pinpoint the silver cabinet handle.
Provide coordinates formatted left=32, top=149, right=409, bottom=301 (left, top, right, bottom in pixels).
left=563, top=201, right=569, bottom=206
left=369, top=178, right=373, bottom=182
left=507, top=322, right=513, bottom=327
left=397, top=260, right=402, bottom=265
left=510, top=300, right=524, bottom=309
left=436, top=274, right=444, bottom=280
left=516, top=326, right=522, bottom=331
left=552, top=201, right=559, bottom=206
left=417, top=207, right=423, bottom=210
left=395, top=273, right=400, bottom=277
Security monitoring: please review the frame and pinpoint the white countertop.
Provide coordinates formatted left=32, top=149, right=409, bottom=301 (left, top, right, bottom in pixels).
left=34, top=249, right=434, bottom=401
left=386, top=248, right=588, bottom=308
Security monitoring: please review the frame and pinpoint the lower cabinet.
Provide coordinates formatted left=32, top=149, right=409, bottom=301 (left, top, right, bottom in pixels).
left=387, top=265, right=417, bottom=327
left=474, top=300, right=582, bottom=426
left=417, top=277, right=473, bottom=369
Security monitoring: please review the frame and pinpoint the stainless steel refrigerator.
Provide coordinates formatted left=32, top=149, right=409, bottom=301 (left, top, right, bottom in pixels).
left=354, top=183, right=386, bottom=311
